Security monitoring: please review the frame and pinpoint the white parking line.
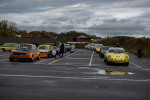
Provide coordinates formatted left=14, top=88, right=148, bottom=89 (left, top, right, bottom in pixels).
left=0, top=74, right=149, bottom=82
left=0, top=74, right=108, bottom=80
left=0, top=54, right=9, bottom=56
left=35, top=59, right=51, bottom=64
left=89, top=51, right=94, bottom=66
left=48, top=50, right=79, bottom=65
left=0, top=59, right=8, bottom=61
left=130, top=62, right=142, bottom=68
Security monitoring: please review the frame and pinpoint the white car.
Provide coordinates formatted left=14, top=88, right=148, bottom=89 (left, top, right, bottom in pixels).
left=90, top=43, right=96, bottom=50
left=85, top=43, right=92, bottom=50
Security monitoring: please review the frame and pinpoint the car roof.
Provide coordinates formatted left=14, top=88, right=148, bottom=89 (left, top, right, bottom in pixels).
left=109, top=47, right=124, bottom=50
left=4, top=43, right=17, bottom=44
left=39, top=45, right=50, bottom=46
left=20, top=43, right=34, bottom=46
left=102, top=46, right=111, bottom=48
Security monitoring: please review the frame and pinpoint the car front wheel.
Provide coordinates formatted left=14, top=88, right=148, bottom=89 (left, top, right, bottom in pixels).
left=125, top=62, right=129, bottom=66
left=106, top=59, right=109, bottom=65
left=9, top=59, right=14, bottom=62
left=36, top=55, right=40, bottom=60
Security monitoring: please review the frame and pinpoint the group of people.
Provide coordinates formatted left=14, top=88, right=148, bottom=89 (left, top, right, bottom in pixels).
left=32, top=41, right=65, bottom=58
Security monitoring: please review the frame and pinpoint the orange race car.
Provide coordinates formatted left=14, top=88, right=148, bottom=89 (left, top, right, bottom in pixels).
left=9, top=44, right=40, bottom=61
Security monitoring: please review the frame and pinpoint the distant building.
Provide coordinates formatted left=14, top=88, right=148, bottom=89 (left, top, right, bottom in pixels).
left=76, top=35, right=91, bottom=42
left=15, top=35, right=21, bottom=38
left=91, top=39, right=102, bottom=42
left=22, top=35, right=33, bottom=38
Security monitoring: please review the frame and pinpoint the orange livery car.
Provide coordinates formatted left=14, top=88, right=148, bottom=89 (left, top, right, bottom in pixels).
left=9, top=44, right=40, bottom=61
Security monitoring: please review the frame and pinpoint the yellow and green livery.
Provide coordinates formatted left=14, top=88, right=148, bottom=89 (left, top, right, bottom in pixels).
left=0, top=43, right=19, bottom=52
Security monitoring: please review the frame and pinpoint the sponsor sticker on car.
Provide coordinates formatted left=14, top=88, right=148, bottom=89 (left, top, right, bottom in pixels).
left=115, top=56, right=121, bottom=58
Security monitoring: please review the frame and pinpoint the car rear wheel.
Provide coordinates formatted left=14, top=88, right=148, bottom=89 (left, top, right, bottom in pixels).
left=9, top=59, right=14, bottom=62
left=2, top=48, right=6, bottom=52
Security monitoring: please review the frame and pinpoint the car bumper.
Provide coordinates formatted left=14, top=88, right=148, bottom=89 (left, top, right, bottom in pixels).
left=9, top=57, right=32, bottom=61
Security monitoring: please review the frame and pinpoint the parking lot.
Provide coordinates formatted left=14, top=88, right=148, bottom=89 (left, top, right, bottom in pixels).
left=0, top=49, right=150, bottom=100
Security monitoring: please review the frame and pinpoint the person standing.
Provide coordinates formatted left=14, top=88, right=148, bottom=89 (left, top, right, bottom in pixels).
left=32, top=40, right=39, bottom=47
left=136, top=49, right=143, bottom=58
left=59, top=42, right=64, bottom=57
left=53, top=42, right=57, bottom=46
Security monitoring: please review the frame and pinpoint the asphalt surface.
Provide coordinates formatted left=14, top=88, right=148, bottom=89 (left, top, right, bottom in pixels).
left=0, top=49, right=150, bottom=100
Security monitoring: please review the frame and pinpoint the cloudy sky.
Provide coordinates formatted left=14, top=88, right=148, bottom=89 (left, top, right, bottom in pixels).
left=0, top=0, right=150, bottom=37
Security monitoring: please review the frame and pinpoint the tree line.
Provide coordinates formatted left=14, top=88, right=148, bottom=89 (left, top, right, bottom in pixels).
left=0, top=20, right=99, bottom=40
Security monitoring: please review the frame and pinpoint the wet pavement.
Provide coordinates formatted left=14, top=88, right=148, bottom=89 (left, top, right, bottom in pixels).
left=0, top=49, right=150, bottom=100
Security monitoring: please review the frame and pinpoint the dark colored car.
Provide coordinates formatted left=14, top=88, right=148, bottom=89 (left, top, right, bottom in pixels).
left=99, top=46, right=111, bottom=58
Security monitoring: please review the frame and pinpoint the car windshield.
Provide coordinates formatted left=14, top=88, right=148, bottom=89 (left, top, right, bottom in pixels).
left=4, top=43, right=14, bottom=46
left=97, top=45, right=102, bottom=48
left=17, top=45, right=32, bottom=50
left=38, top=46, right=49, bottom=49
left=108, top=49, right=125, bottom=53
left=53, top=47, right=57, bottom=49
left=101, top=47, right=110, bottom=50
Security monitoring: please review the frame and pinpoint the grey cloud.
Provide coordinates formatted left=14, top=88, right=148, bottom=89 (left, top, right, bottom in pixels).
left=1, top=0, right=149, bottom=14
left=86, top=19, right=149, bottom=37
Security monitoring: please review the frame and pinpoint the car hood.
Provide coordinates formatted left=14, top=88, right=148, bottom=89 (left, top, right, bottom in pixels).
left=39, top=49, right=49, bottom=52
left=11, top=50, right=33, bottom=53
left=108, top=53, right=128, bottom=57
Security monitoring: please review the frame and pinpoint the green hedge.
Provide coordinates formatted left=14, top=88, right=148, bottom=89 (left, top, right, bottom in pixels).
left=0, top=37, right=67, bottom=45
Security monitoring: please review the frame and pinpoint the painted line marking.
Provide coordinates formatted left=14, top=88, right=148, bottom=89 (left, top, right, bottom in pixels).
left=89, top=51, right=94, bottom=66
left=0, top=74, right=107, bottom=80
left=66, top=57, right=90, bottom=60
left=130, top=62, right=142, bottom=68
left=35, top=52, right=71, bottom=64
left=35, top=59, right=51, bottom=64
left=48, top=50, right=79, bottom=65
left=0, top=59, right=8, bottom=61
left=0, top=54, right=9, bottom=56
left=0, top=74, right=150, bottom=82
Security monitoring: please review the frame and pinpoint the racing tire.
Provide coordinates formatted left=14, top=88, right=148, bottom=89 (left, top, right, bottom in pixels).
left=125, top=62, right=129, bottom=66
left=104, top=59, right=106, bottom=63
left=9, top=59, right=14, bottom=62
left=36, top=55, right=40, bottom=60
left=106, top=59, right=109, bottom=65
left=31, top=55, right=34, bottom=62
left=2, top=48, right=6, bottom=52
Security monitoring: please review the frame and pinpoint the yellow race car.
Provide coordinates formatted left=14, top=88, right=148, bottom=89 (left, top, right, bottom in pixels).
left=96, top=45, right=103, bottom=53
left=0, top=43, right=19, bottom=52
left=104, top=47, right=129, bottom=66
left=38, top=45, right=52, bottom=58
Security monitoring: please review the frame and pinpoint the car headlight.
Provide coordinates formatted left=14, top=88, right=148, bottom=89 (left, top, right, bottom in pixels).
left=26, top=53, right=29, bottom=56
left=125, top=55, right=129, bottom=59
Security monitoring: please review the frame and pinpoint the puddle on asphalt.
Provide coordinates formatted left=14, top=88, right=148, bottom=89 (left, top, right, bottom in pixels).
left=96, top=70, right=134, bottom=75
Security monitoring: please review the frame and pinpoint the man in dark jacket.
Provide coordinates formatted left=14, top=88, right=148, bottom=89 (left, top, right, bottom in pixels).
left=59, top=42, right=64, bottom=57
left=136, top=49, right=143, bottom=58
left=32, top=41, right=39, bottom=47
